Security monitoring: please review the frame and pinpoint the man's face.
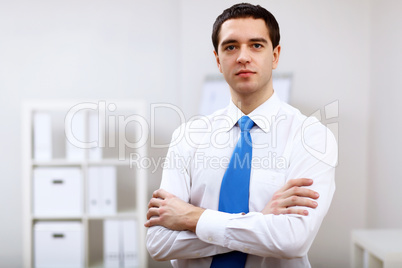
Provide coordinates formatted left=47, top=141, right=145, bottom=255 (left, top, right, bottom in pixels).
left=214, top=18, right=280, bottom=98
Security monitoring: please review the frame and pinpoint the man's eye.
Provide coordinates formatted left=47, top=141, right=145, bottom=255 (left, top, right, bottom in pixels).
left=226, top=45, right=235, bottom=51
left=253, top=44, right=262, bottom=49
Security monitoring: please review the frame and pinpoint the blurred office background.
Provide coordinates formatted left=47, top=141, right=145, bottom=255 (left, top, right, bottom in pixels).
left=1, top=0, right=401, bottom=267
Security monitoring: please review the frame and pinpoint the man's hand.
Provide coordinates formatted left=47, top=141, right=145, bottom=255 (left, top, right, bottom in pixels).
left=261, top=178, right=319, bottom=216
left=144, top=189, right=205, bottom=233
left=145, top=179, right=318, bottom=231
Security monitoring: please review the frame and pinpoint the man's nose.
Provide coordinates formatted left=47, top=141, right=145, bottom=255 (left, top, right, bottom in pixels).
left=237, top=46, right=251, bottom=64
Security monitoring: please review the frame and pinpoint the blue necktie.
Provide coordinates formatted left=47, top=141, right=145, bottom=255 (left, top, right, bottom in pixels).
left=210, top=115, right=254, bottom=268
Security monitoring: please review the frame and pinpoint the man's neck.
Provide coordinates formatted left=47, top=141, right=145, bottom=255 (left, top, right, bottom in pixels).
left=231, top=88, right=274, bottom=115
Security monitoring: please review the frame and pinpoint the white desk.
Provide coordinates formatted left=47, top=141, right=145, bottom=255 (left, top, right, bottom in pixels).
left=351, top=229, right=402, bottom=268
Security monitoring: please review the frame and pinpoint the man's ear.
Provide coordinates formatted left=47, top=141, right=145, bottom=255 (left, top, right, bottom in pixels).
left=214, top=50, right=223, bottom=73
left=272, top=45, right=281, bottom=70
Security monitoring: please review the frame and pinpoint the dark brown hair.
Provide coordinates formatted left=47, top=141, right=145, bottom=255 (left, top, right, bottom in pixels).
left=212, top=3, right=280, bottom=53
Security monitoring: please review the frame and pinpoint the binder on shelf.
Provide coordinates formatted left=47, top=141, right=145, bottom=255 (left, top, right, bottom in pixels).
left=101, top=166, right=117, bottom=215
left=33, top=112, right=52, bottom=160
left=103, top=220, right=139, bottom=268
left=88, top=113, right=103, bottom=160
left=122, top=220, right=139, bottom=268
left=104, top=220, right=121, bottom=268
left=88, top=166, right=116, bottom=215
left=88, top=167, right=102, bottom=215
left=66, top=111, right=85, bottom=160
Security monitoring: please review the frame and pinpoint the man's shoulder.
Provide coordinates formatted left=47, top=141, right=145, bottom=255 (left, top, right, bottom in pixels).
left=169, top=106, right=230, bottom=151
left=279, top=103, right=338, bottom=167
left=278, top=102, right=306, bottom=122
left=175, top=106, right=229, bottom=131
left=277, top=101, right=330, bottom=133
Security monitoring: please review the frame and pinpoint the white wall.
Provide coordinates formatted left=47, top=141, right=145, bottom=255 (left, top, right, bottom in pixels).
left=0, top=0, right=396, bottom=267
left=368, top=0, right=402, bottom=227
left=0, top=1, right=181, bottom=267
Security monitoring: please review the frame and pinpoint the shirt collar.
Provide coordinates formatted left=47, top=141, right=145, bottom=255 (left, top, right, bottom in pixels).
left=224, top=91, right=282, bottom=133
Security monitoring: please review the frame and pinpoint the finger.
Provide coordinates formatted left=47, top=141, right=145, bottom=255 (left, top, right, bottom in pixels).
left=276, top=178, right=313, bottom=195
left=152, top=189, right=165, bottom=198
left=146, top=207, right=160, bottom=220
left=287, top=178, right=313, bottom=188
left=153, top=188, right=174, bottom=199
left=282, top=196, right=318, bottom=209
left=282, top=207, right=310, bottom=216
left=148, top=197, right=163, bottom=208
left=270, top=205, right=311, bottom=216
left=282, top=186, right=319, bottom=200
left=144, top=217, right=160, bottom=228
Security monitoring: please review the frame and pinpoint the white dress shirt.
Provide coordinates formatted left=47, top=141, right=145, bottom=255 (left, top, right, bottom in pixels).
left=146, top=92, right=337, bottom=268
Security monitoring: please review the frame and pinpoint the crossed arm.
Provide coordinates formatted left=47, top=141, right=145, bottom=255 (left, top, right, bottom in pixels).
left=145, top=178, right=319, bottom=233
left=145, top=120, right=336, bottom=261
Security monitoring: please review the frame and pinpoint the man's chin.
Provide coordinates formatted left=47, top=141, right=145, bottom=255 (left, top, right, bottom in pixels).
left=231, top=85, right=260, bottom=96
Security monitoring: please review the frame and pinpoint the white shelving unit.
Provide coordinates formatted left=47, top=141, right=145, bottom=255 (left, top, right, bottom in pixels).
left=351, top=229, right=402, bottom=268
left=22, top=100, right=148, bottom=268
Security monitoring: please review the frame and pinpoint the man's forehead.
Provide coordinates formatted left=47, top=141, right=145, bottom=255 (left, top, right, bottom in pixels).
left=218, top=18, right=270, bottom=44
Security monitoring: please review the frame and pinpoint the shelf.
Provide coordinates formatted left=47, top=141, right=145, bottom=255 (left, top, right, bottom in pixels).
left=87, top=159, right=132, bottom=166
left=87, top=210, right=138, bottom=220
left=32, top=159, right=133, bottom=167
left=23, top=100, right=148, bottom=268
left=32, top=159, right=84, bottom=166
left=88, top=261, right=141, bottom=268
left=33, top=215, right=84, bottom=221
left=32, top=211, right=139, bottom=221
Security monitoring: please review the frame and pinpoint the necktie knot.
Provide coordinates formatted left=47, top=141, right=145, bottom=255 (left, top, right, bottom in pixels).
left=238, top=116, right=254, bottom=132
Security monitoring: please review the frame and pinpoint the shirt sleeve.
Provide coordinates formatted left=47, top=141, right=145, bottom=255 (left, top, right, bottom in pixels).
left=196, top=119, right=337, bottom=259
left=146, top=126, right=231, bottom=261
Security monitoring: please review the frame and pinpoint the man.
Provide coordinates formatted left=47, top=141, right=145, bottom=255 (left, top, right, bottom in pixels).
left=145, top=3, right=337, bottom=267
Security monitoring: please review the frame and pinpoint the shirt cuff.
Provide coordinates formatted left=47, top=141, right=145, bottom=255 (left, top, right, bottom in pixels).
left=196, top=209, right=241, bottom=247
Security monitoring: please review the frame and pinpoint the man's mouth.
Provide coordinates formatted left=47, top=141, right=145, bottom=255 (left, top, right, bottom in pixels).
left=236, top=70, right=255, bottom=77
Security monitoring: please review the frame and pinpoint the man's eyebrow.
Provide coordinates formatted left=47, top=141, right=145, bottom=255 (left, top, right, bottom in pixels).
left=220, top=39, right=238, bottom=48
left=249, top=38, right=268, bottom=44
left=220, top=38, right=269, bottom=48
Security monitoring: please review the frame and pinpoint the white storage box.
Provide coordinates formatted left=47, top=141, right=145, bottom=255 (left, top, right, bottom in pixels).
left=34, top=221, right=84, bottom=268
left=33, top=167, right=82, bottom=216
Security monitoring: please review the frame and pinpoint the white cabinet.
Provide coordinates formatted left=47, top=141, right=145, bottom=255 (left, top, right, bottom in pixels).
left=22, top=100, right=148, bottom=268
left=351, top=229, right=402, bottom=268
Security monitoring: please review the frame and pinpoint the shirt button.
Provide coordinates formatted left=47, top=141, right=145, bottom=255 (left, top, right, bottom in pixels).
left=208, top=237, right=213, bottom=242
left=244, top=247, right=250, bottom=253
